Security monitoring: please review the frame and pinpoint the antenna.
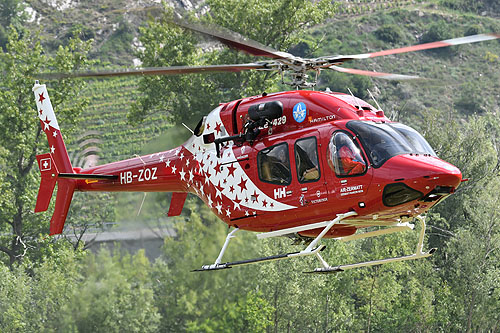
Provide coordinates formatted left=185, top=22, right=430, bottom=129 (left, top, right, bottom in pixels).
left=347, top=87, right=361, bottom=110
left=367, top=89, right=383, bottom=111
left=182, top=123, right=194, bottom=135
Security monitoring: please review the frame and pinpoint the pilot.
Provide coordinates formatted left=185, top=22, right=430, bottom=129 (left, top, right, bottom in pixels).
left=339, top=144, right=365, bottom=175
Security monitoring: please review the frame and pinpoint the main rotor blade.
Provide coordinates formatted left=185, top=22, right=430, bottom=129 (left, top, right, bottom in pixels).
left=329, top=65, right=420, bottom=80
left=331, top=33, right=500, bottom=62
left=38, top=63, right=272, bottom=79
left=173, top=18, right=295, bottom=60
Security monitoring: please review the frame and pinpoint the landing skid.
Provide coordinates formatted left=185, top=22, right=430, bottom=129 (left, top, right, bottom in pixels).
left=194, top=212, right=355, bottom=272
left=306, top=215, right=435, bottom=274
left=193, top=245, right=325, bottom=271
left=194, top=214, right=435, bottom=273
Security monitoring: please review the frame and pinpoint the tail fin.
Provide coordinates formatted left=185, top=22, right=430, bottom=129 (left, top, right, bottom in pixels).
left=33, top=82, right=76, bottom=235
left=34, top=153, right=58, bottom=213
left=33, top=81, right=73, bottom=173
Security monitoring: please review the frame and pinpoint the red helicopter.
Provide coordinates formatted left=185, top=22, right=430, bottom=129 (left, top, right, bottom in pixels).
left=34, top=22, right=499, bottom=273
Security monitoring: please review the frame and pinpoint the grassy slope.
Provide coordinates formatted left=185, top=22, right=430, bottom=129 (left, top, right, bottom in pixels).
left=312, top=4, right=500, bottom=125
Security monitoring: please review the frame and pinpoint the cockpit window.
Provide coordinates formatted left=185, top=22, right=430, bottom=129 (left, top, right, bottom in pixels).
left=391, top=123, right=436, bottom=157
left=194, top=116, right=206, bottom=137
left=328, top=132, right=367, bottom=177
left=258, top=143, right=292, bottom=185
left=347, top=121, right=436, bottom=168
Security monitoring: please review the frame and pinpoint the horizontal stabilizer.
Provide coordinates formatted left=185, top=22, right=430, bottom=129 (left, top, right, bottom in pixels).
left=58, top=173, right=118, bottom=180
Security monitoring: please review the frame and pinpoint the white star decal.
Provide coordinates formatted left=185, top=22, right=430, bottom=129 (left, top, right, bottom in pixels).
left=50, top=145, right=55, bottom=153
left=186, top=158, right=190, bottom=167
left=188, top=170, right=194, bottom=182
left=179, top=152, right=184, bottom=160
left=245, top=210, right=249, bottom=216
left=165, top=159, right=171, bottom=167
left=52, top=131, right=57, bottom=138
left=207, top=194, right=213, bottom=207
left=171, top=165, right=177, bottom=174
left=215, top=202, right=223, bottom=214
left=225, top=208, right=231, bottom=217
left=179, top=169, right=186, bottom=181
left=159, top=155, right=164, bottom=162
left=233, top=200, right=241, bottom=210
left=199, top=184, right=204, bottom=194
left=174, top=149, right=180, bottom=156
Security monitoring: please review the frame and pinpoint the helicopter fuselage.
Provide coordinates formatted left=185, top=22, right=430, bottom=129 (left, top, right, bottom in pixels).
left=74, top=90, right=461, bottom=238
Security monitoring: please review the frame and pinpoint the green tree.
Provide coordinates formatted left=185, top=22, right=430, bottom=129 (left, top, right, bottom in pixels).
left=415, top=108, right=500, bottom=331
left=0, top=0, right=22, bottom=50
left=0, top=27, right=92, bottom=265
left=66, top=249, right=161, bottom=333
left=130, top=0, right=337, bottom=126
left=0, top=241, right=83, bottom=332
left=151, top=197, right=263, bottom=331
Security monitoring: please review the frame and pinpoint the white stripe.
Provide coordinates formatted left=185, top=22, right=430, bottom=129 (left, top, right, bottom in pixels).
left=33, top=83, right=60, bottom=131
left=443, top=34, right=498, bottom=46
left=380, top=73, right=420, bottom=80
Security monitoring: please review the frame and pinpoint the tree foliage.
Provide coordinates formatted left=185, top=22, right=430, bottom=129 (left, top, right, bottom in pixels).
left=0, top=26, right=92, bottom=265
left=129, top=0, right=337, bottom=126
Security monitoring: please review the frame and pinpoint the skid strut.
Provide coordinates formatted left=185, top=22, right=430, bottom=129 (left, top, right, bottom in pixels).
left=307, top=215, right=436, bottom=274
left=194, top=212, right=357, bottom=271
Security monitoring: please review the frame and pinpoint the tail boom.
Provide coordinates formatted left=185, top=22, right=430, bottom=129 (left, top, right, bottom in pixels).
left=33, top=82, right=191, bottom=235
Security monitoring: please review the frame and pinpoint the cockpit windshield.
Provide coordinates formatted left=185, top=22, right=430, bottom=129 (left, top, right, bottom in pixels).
left=346, top=121, right=436, bottom=167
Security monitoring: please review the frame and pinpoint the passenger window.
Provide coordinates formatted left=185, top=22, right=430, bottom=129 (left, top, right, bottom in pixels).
left=328, top=132, right=366, bottom=177
left=258, top=143, right=292, bottom=185
left=295, top=137, right=320, bottom=183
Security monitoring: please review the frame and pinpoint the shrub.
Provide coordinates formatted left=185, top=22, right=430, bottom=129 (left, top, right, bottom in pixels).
left=375, top=24, right=404, bottom=43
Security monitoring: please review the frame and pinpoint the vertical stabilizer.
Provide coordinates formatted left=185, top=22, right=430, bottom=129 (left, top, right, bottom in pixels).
left=33, top=82, right=76, bottom=235
left=33, top=81, right=73, bottom=173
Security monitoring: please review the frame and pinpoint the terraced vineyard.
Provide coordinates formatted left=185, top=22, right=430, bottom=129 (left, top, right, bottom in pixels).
left=66, top=77, right=172, bottom=168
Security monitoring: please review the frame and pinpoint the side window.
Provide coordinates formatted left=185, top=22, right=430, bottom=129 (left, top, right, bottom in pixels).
left=258, top=143, right=292, bottom=185
left=328, top=132, right=366, bottom=177
left=295, top=137, right=320, bottom=183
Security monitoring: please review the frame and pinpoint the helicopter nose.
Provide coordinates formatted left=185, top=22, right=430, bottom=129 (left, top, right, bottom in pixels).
left=380, top=154, right=462, bottom=206
left=410, top=154, right=462, bottom=189
left=383, top=154, right=461, bottom=185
